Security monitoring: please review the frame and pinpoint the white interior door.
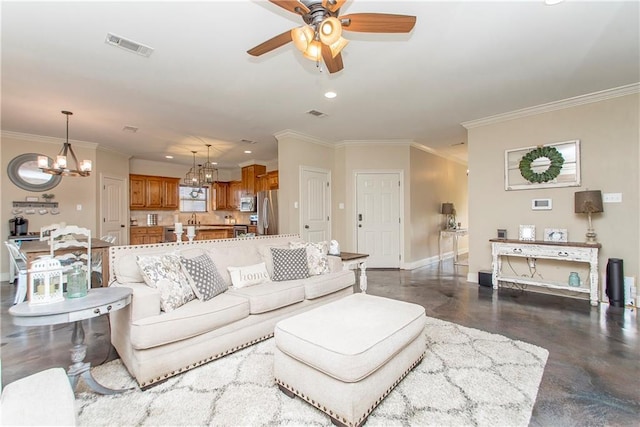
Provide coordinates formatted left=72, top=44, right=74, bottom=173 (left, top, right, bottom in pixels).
left=100, top=175, right=127, bottom=245
left=300, top=167, right=330, bottom=243
left=356, top=172, right=401, bottom=268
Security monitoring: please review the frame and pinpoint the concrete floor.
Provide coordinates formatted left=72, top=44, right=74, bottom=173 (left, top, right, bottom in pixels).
left=2, top=258, right=638, bottom=425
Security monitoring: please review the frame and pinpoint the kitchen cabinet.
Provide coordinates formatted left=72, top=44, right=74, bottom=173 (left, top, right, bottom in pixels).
left=130, top=226, right=163, bottom=245
left=267, top=170, right=279, bottom=190
left=195, top=228, right=232, bottom=240
left=129, top=174, right=180, bottom=210
left=212, top=182, right=230, bottom=211
left=229, top=181, right=242, bottom=210
left=241, top=164, right=266, bottom=196
left=248, top=225, right=257, bottom=235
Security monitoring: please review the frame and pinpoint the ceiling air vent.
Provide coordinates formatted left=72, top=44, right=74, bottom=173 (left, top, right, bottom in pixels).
left=307, top=110, right=328, bottom=118
left=105, top=33, right=154, bottom=57
left=241, top=139, right=258, bottom=144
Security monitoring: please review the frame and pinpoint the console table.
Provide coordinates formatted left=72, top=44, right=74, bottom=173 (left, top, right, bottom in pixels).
left=440, top=228, right=468, bottom=265
left=490, top=239, right=601, bottom=306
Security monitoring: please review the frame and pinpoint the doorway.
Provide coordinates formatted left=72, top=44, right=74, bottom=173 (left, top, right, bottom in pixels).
left=300, top=167, right=331, bottom=243
left=355, top=171, right=402, bottom=268
left=100, top=174, right=127, bottom=245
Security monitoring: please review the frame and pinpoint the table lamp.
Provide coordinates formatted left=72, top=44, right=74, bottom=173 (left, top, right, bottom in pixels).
left=574, top=190, right=603, bottom=244
left=441, top=203, right=457, bottom=230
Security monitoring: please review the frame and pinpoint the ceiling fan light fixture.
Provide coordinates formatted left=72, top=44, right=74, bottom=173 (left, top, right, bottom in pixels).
left=303, top=39, right=323, bottom=61
left=329, top=36, right=349, bottom=58
left=292, top=25, right=314, bottom=52
left=319, top=17, right=342, bottom=45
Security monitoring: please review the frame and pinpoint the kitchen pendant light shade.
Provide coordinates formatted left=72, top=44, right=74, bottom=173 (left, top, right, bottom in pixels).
left=184, top=151, right=201, bottom=187
left=199, top=144, right=218, bottom=184
left=38, top=111, right=92, bottom=177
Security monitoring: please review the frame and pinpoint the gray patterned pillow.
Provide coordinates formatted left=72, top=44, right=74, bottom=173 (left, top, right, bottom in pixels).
left=181, top=254, right=228, bottom=301
left=270, top=247, right=309, bottom=281
left=136, top=254, right=195, bottom=312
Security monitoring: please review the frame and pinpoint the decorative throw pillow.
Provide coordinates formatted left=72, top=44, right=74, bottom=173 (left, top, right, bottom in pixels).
left=136, top=254, right=195, bottom=312
left=180, top=254, right=228, bottom=301
left=289, top=241, right=330, bottom=276
left=271, top=247, right=309, bottom=281
left=227, top=262, right=271, bottom=288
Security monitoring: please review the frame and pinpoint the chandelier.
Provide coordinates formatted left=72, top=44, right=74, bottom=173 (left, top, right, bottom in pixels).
left=183, top=151, right=201, bottom=188
left=199, top=144, right=218, bottom=184
left=38, top=111, right=92, bottom=177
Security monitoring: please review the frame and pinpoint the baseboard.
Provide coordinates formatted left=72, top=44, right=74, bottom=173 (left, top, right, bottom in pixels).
left=0, top=272, right=9, bottom=282
left=402, top=255, right=441, bottom=270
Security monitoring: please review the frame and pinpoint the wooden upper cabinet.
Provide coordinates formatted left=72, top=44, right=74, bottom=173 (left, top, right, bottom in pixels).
left=129, top=175, right=147, bottom=209
left=267, top=170, right=279, bottom=190
left=241, top=164, right=266, bottom=195
left=212, top=182, right=229, bottom=211
left=129, top=175, right=180, bottom=210
left=229, top=181, right=242, bottom=210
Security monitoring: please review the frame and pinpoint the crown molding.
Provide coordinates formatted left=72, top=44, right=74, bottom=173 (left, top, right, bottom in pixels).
left=461, top=82, right=640, bottom=129
left=274, top=129, right=334, bottom=148
left=238, top=159, right=267, bottom=168
left=336, top=139, right=413, bottom=148
left=1, top=130, right=98, bottom=148
left=410, top=142, right=468, bottom=166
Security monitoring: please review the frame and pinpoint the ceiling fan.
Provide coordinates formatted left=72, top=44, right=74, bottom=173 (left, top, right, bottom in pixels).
left=247, top=0, right=416, bottom=74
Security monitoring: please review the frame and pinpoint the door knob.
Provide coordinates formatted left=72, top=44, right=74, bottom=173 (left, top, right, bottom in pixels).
left=120, top=224, right=125, bottom=228
left=304, top=225, right=310, bottom=229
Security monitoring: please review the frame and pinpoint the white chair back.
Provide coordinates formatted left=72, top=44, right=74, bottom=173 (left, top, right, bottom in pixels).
left=4, top=241, right=27, bottom=304
left=49, top=225, right=92, bottom=288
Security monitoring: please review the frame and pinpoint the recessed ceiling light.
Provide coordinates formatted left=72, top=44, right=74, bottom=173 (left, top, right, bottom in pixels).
left=324, top=91, right=337, bottom=99
left=544, top=0, right=564, bottom=5
left=165, top=155, right=174, bottom=159
left=244, top=150, right=252, bottom=154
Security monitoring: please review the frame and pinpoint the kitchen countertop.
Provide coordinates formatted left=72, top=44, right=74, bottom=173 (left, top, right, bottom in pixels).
left=130, top=224, right=255, bottom=230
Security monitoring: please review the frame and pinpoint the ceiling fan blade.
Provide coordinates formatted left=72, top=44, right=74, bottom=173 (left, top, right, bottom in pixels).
left=340, top=13, right=417, bottom=33
left=269, top=0, right=310, bottom=16
left=247, top=30, right=293, bottom=56
left=321, top=43, right=344, bottom=74
left=322, top=0, right=347, bottom=13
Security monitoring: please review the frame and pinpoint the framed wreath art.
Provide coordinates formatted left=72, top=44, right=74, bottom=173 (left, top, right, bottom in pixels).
left=504, top=140, right=581, bottom=190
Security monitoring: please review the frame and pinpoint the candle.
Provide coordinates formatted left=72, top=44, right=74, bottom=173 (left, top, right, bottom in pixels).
left=175, top=222, right=183, bottom=233
left=187, top=226, right=196, bottom=236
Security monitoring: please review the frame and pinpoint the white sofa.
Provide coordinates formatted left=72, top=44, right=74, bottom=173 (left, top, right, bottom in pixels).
left=108, top=234, right=355, bottom=388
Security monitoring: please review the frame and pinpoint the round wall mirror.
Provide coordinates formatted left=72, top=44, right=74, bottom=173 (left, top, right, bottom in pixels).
left=7, top=153, right=62, bottom=192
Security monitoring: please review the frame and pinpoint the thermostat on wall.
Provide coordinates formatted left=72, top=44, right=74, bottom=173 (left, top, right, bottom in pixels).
left=532, top=198, right=552, bottom=210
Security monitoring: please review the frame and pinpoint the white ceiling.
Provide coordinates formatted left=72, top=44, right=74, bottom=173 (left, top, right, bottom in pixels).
left=2, top=1, right=638, bottom=168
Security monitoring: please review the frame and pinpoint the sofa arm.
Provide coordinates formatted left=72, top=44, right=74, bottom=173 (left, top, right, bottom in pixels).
left=111, top=282, right=161, bottom=321
left=328, top=255, right=343, bottom=272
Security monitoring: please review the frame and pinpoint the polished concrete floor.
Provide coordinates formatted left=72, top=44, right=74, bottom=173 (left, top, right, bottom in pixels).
left=2, top=258, right=638, bottom=426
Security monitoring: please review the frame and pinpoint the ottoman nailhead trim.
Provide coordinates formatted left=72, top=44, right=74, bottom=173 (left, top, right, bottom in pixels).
left=276, top=351, right=426, bottom=427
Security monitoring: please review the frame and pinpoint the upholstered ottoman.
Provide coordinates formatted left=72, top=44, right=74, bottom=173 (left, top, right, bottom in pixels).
left=274, top=293, right=426, bottom=427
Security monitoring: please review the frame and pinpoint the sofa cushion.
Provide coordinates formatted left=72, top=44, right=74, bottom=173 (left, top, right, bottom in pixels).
left=137, top=254, right=195, bottom=312
left=227, top=280, right=305, bottom=314
left=271, top=247, right=309, bottom=281
left=227, top=262, right=271, bottom=288
left=180, top=254, right=228, bottom=301
left=302, top=269, right=355, bottom=300
left=130, top=293, right=250, bottom=349
left=290, top=240, right=330, bottom=275
left=208, top=246, right=264, bottom=287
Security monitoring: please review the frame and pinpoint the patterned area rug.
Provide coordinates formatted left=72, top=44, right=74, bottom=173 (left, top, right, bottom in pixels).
left=76, top=316, right=548, bottom=426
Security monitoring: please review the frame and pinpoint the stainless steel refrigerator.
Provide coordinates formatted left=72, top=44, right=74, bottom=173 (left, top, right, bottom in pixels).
left=257, top=190, right=278, bottom=235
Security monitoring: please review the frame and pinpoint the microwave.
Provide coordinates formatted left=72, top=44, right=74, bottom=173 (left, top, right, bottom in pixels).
left=239, top=196, right=256, bottom=212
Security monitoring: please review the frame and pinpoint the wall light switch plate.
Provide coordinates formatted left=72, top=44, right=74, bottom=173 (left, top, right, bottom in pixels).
left=603, top=193, right=622, bottom=203
left=532, top=198, right=552, bottom=210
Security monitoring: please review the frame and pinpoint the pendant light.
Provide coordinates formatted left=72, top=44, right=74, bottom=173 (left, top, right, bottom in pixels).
left=184, top=151, right=201, bottom=187
left=38, top=111, right=92, bottom=177
left=199, top=144, right=218, bottom=184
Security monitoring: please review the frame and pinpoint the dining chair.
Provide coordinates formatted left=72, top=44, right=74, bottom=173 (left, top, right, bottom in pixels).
left=4, top=241, right=28, bottom=304
left=40, top=222, right=67, bottom=241
left=49, top=225, right=92, bottom=289
left=90, top=235, right=116, bottom=286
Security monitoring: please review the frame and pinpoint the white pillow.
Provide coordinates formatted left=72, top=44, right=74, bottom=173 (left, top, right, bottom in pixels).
left=227, top=262, right=271, bottom=288
left=289, top=241, right=330, bottom=275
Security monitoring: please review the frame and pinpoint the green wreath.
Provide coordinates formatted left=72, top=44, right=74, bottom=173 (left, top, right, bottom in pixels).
left=519, top=146, right=564, bottom=183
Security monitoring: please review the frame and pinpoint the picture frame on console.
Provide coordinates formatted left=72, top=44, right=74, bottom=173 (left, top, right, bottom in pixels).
left=519, top=225, right=536, bottom=241
left=544, top=228, right=568, bottom=242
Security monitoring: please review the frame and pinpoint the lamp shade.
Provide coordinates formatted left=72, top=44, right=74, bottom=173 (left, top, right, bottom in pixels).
left=441, top=203, right=455, bottom=215
left=319, top=17, right=342, bottom=45
left=575, top=190, right=603, bottom=213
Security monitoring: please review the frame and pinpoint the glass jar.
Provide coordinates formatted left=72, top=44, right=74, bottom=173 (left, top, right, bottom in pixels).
left=568, top=272, right=581, bottom=287
left=67, top=264, right=88, bottom=298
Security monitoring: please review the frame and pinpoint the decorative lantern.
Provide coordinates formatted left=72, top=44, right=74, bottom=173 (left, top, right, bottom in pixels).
left=29, top=258, right=64, bottom=305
